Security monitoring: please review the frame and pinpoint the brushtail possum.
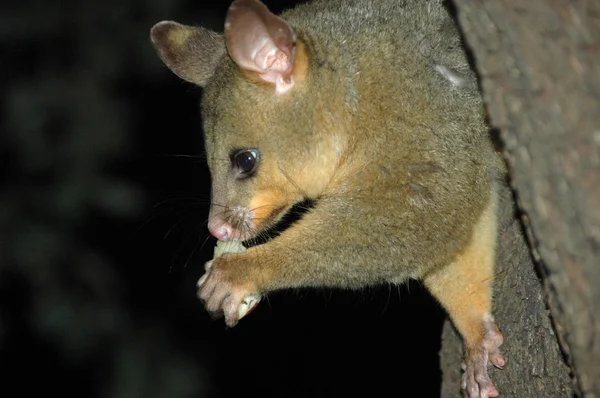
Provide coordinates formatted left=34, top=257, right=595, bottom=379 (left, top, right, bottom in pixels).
left=150, top=0, right=506, bottom=396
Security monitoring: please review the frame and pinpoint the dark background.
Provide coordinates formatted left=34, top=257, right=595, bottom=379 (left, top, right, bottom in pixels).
left=0, top=0, right=446, bottom=396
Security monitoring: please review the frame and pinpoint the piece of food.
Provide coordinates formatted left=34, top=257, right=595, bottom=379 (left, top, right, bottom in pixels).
left=213, top=239, right=247, bottom=258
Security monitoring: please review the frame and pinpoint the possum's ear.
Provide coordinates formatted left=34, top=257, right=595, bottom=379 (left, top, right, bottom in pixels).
left=225, top=0, right=298, bottom=93
left=150, top=21, right=225, bottom=87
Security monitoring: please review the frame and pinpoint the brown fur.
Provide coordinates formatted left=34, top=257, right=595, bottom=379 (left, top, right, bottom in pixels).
left=151, top=1, right=508, bottom=396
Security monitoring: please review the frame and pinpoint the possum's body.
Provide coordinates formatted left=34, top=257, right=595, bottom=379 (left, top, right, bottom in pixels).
left=151, top=1, right=506, bottom=396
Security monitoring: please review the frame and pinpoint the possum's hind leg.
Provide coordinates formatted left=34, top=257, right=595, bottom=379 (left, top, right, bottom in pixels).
left=424, top=196, right=505, bottom=398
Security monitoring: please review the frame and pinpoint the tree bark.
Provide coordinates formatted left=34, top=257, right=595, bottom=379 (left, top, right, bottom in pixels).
left=441, top=1, right=600, bottom=396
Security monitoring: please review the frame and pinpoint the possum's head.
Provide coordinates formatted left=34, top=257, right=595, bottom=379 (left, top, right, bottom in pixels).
left=151, top=0, right=344, bottom=241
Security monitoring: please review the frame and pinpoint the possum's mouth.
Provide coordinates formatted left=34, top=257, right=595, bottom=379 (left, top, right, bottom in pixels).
left=242, top=198, right=316, bottom=249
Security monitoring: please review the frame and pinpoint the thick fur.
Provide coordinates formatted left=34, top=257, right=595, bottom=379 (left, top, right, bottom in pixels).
left=151, top=1, right=507, bottom=396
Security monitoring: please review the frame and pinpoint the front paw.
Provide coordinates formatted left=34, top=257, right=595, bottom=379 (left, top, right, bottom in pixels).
left=197, top=258, right=261, bottom=327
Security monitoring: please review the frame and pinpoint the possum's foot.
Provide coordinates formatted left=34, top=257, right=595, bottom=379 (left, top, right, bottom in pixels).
left=461, top=320, right=505, bottom=398
left=197, top=259, right=261, bottom=326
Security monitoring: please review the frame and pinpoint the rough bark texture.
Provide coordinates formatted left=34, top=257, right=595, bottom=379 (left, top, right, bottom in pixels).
left=441, top=0, right=600, bottom=397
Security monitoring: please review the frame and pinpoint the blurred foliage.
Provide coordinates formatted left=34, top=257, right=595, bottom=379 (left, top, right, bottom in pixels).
left=0, top=0, right=230, bottom=396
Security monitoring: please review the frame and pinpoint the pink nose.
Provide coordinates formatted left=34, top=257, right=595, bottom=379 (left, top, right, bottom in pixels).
left=209, top=224, right=233, bottom=241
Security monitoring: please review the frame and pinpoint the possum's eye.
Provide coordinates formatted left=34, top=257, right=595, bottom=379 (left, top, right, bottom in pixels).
left=231, top=149, right=259, bottom=178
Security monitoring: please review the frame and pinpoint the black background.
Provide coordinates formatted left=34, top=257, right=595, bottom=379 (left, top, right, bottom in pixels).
left=1, top=0, right=446, bottom=396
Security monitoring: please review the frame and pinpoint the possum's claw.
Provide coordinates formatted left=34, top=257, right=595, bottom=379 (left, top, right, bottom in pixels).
left=197, top=258, right=261, bottom=326
left=461, top=321, right=505, bottom=398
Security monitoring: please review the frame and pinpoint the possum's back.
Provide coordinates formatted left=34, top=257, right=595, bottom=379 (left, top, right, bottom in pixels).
left=282, top=0, right=497, bottom=180
left=282, top=0, right=487, bottom=143
left=283, top=0, right=476, bottom=94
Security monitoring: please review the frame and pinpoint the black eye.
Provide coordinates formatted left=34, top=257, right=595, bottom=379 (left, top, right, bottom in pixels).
left=232, top=149, right=259, bottom=177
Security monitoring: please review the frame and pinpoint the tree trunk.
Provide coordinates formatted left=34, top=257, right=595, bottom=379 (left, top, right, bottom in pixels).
left=441, top=1, right=600, bottom=396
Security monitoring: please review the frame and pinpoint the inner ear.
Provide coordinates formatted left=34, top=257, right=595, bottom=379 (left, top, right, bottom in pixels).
left=224, top=0, right=297, bottom=93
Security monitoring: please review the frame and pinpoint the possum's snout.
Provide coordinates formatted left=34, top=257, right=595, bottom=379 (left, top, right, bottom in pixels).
left=208, top=205, right=255, bottom=241
left=208, top=223, right=232, bottom=240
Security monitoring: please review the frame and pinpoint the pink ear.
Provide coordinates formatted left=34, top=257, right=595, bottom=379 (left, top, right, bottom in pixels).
left=225, top=0, right=297, bottom=93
